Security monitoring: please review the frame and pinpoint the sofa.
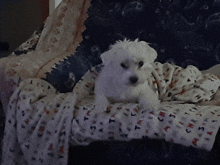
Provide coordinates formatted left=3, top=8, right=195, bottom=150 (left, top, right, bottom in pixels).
left=2, top=0, right=220, bottom=164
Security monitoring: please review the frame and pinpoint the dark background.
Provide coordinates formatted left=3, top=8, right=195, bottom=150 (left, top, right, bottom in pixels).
left=0, top=0, right=49, bottom=57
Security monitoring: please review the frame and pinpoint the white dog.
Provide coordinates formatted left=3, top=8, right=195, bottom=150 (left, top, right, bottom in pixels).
left=94, top=39, right=160, bottom=112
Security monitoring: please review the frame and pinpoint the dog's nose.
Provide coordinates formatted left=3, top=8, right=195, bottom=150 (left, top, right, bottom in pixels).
left=130, top=76, right=138, bottom=84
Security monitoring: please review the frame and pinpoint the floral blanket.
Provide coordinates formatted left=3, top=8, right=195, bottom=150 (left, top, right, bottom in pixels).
left=2, top=62, right=220, bottom=165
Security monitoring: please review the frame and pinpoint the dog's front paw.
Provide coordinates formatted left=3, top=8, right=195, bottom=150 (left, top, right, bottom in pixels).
left=139, top=98, right=160, bottom=111
left=95, top=103, right=108, bottom=113
left=94, top=95, right=110, bottom=113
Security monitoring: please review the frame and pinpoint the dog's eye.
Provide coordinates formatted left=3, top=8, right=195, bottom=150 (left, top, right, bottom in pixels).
left=139, top=61, right=144, bottom=67
left=120, top=63, right=127, bottom=69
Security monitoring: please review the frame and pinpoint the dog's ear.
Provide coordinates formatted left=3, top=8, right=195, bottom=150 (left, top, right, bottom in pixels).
left=148, top=46, right=158, bottom=63
left=100, top=51, right=113, bottom=66
left=140, top=41, right=157, bottom=63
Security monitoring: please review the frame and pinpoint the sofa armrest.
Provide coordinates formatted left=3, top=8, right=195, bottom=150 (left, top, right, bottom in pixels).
left=0, top=0, right=91, bottom=113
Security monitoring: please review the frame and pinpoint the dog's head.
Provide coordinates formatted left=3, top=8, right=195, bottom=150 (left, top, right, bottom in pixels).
left=100, top=39, right=157, bottom=86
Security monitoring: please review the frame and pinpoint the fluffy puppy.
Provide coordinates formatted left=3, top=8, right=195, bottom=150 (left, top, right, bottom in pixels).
left=94, top=39, right=160, bottom=112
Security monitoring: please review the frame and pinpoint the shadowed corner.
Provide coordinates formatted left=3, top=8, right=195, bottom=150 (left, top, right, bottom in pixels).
left=0, top=41, right=9, bottom=58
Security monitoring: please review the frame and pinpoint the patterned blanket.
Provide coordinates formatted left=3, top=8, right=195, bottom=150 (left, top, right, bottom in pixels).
left=2, top=62, right=220, bottom=165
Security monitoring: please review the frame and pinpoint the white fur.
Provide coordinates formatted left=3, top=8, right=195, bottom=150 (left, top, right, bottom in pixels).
left=94, top=39, right=160, bottom=112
